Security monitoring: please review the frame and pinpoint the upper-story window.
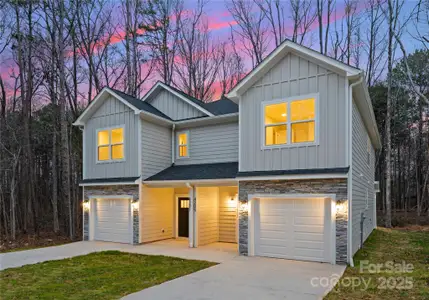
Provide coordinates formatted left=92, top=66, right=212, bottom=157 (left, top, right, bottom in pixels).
left=263, top=94, right=317, bottom=148
left=97, top=126, right=124, bottom=162
left=177, top=131, right=189, bottom=158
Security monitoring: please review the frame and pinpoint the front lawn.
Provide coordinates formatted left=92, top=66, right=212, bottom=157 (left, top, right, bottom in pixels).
left=0, top=251, right=216, bottom=299
left=326, top=227, right=429, bottom=299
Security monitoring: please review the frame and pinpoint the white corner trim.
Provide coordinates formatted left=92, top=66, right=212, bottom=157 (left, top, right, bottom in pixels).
left=137, top=119, right=142, bottom=177
left=141, top=82, right=215, bottom=117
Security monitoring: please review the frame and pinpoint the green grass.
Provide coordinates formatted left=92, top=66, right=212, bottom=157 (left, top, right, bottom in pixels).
left=0, top=251, right=216, bottom=299
left=326, top=228, right=429, bottom=299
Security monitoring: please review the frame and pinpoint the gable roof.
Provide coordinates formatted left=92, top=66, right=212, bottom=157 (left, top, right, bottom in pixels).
left=141, top=81, right=215, bottom=117
left=73, top=87, right=171, bottom=126
left=226, top=39, right=361, bottom=100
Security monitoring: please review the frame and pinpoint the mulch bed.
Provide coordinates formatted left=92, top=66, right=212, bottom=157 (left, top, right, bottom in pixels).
left=0, top=232, right=74, bottom=253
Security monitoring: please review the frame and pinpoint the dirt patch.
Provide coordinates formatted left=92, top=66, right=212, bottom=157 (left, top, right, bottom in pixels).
left=0, top=232, right=73, bottom=253
left=395, top=225, right=429, bottom=232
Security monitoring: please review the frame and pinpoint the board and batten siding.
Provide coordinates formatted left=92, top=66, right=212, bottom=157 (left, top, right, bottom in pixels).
left=84, top=96, right=139, bottom=179
left=239, top=52, right=348, bottom=172
left=140, top=186, right=174, bottom=243
left=219, top=187, right=238, bottom=243
left=197, top=187, right=219, bottom=246
left=141, top=120, right=172, bottom=179
left=175, top=122, right=239, bottom=165
left=148, top=89, right=206, bottom=120
left=351, top=101, right=376, bottom=255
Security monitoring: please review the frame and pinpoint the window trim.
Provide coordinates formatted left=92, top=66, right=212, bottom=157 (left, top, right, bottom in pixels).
left=96, top=125, right=126, bottom=164
left=176, top=130, right=190, bottom=159
left=261, top=93, right=319, bottom=150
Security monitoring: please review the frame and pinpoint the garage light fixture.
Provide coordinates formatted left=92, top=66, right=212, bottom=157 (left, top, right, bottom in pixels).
left=131, top=200, right=139, bottom=211
left=83, top=201, right=90, bottom=211
left=239, top=202, right=249, bottom=213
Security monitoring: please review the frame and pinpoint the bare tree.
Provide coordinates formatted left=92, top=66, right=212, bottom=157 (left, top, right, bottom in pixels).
left=227, top=0, right=269, bottom=67
left=139, top=0, right=183, bottom=86
left=316, top=0, right=334, bottom=54
left=218, top=32, right=246, bottom=96
left=289, top=0, right=317, bottom=44
left=255, top=0, right=285, bottom=47
left=175, top=3, right=221, bottom=101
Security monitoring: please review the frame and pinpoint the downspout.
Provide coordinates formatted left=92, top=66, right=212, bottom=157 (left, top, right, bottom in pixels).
left=347, top=73, right=364, bottom=267
left=186, top=182, right=195, bottom=248
left=171, top=124, right=176, bottom=164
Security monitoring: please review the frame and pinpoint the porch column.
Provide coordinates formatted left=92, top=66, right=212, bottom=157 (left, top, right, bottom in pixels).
left=188, top=184, right=196, bottom=248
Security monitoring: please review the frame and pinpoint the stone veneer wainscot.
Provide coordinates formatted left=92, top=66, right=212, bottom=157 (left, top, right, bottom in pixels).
left=83, top=185, right=140, bottom=245
left=238, top=179, right=349, bottom=264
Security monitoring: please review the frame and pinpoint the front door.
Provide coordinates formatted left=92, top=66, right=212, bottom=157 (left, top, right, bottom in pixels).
left=178, top=197, right=190, bottom=237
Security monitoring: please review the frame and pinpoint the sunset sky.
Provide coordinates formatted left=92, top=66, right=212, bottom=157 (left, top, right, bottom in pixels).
left=0, top=0, right=424, bottom=103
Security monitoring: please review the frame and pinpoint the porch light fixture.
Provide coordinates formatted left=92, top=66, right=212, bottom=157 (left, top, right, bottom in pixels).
left=336, top=201, right=348, bottom=214
left=83, top=200, right=90, bottom=212
left=239, top=202, right=249, bottom=213
left=131, top=200, right=139, bottom=211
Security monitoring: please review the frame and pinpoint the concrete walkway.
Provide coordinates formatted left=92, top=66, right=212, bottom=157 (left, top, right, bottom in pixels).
left=124, top=256, right=345, bottom=300
left=0, top=241, right=345, bottom=300
left=0, top=240, right=237, bottom=270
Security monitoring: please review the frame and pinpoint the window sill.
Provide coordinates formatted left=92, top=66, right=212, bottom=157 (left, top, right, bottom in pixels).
left=261, top=142, right=319, bottom=150
left=96, top=159, right=126, bottom=164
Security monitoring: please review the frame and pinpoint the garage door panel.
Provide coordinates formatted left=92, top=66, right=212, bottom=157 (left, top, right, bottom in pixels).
left=295, top=232, right=324, bottom=242
left=294, top=216, right=324, bottom=226
left=255, top=197, right=331, bottom=263
left=94, top=198, right=131, bottom=244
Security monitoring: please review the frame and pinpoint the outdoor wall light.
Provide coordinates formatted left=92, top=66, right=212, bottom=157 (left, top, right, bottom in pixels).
left=83, top=201, right=90, bottom=211
left=131, top=200, right=139, bottom=211
left=336, top=201, right=348, bottom=214
left=240, top=202, right=249, bottom=212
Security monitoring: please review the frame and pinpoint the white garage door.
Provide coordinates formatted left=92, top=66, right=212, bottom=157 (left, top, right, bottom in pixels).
left=254, top=197, right=332, bottom=263
left=94, top=198, right=131, bottom=244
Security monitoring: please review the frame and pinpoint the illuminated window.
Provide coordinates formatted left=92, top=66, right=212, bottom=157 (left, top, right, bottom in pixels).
left=97, top=127, right=124, bottom=161
left=180, top=199, right=189, bottom=208
left=263, top=95, right=317, bottom=147
left=177, top=132, right=189, bottom=158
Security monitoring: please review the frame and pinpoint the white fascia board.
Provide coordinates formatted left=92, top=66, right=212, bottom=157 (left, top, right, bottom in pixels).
left=143, top=178, right=238, bottom=186
left=237, top=173, right=348, bottom=181
left=73, top=88, right=141, bottom=126
left=175, top=113, right=238, bottom=128
left=79, top=181, right=139, bottom=187
left=226, top=40, right=360, bottom=100
left=139, top=111, right=173, bottom=126
left=142, top=82, right=215, bottom=117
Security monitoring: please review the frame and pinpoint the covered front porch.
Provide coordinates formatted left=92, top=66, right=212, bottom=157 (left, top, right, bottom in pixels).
left=139, top=182, right=239, bottom=250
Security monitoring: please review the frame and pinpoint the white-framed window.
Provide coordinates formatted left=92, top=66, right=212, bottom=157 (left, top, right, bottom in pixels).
left=177, top=131, right=189, bottom=158
left=96, top=126, right=125, bottom=162
left=262, top=94, right=318, bottom=148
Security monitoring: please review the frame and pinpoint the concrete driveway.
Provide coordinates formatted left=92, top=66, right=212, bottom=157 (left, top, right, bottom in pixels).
left=123, top=256, right=345, bottom=300
left=1, top=241, right=345, bottom=299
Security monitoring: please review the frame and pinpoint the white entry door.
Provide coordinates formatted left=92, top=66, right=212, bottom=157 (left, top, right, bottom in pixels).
left=94, top=198, right=132, bottom=244
left=254, top=197, right=332, bottom=263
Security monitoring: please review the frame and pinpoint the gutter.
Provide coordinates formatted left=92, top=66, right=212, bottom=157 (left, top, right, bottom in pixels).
left=171, top=124, right=176, bottom=164
left=347, top=72, right=364, bottom=267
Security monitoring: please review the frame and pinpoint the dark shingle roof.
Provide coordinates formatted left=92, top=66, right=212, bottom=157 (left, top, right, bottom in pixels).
left=236, top=167, right=350, bottom=177
left=145, top=162, right=239, bottom=181
left=80, top=176, right=140, bottom=184
left=164, top=83, right=238, bottom=115
left=109, top=88, right=172, bottom=120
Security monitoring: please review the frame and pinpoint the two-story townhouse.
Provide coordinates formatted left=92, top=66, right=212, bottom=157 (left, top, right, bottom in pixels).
left=73, top=40, right=381, bottom=265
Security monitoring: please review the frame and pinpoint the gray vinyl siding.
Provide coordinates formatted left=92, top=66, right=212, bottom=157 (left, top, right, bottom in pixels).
left=175, top=122, right=239, bottom=165
left=239, top=53, right=348, bottom=172
left=148, top=89, right=206, bottom=120
left=351, top=101, right=376, bottom=255
left=141, top=120, right=172, bottom=179
left=84, top=96, right=139, bottom=179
